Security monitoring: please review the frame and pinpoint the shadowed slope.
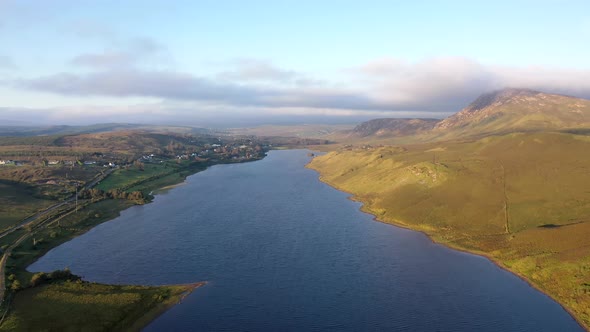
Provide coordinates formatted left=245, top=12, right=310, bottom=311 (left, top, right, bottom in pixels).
left=347, top=118, right=439, bottom=138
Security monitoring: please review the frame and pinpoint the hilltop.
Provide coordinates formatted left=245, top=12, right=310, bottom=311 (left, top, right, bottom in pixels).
left=433, top=88, right=590, bottom=138
left=330, top=89, right=590, bottom=143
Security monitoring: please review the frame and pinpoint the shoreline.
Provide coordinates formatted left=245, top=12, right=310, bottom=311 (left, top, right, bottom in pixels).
left=130, top=282, right=207, bottom=331
left=12, top=157, right=265, bottom=331
left=305, top=161, right=589, bottom=332
left=152, top=181, right=187, bottom=195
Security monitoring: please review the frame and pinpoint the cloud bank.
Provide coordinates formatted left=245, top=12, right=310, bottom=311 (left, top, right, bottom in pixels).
left=10, top=56, right=590, bottom=122
left=355, top=57, right=590, bottom=110
left=16, top=68, right=383, bottom=111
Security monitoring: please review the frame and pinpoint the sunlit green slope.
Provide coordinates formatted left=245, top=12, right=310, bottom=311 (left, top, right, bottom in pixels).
left=309, top=131, right=590, bottom=328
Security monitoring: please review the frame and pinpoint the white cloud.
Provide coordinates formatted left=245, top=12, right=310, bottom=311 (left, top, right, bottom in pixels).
left=356, top=57, right=408, bottom=76
left=15, top=68, right=383, bottom=110
left=8, top=56, right=590, bottom=120
left=352, top=56, right=590, bottom=111
left=217, top=58, right=301, bottom=83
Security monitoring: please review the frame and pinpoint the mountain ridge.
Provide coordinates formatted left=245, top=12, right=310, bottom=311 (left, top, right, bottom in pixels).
left=434, top=88, right=590, bottom=135
left=345, top=88, right=590, bottom=141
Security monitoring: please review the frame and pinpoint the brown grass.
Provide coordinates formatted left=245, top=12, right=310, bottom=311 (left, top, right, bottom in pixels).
left=309, top=131, right=590, bottom=330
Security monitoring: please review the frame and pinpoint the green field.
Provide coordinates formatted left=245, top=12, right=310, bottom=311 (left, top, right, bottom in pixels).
left=95, top=163, right=172, bottom=192
left=2, top=199, right=133, bottom=287
left=95, top=160, right=208, bottom=196
left=0, top=181, right=54, bottom=230
left=309, top=131, right=590, bottom=329
left=0, top=282, right=198, bottom=332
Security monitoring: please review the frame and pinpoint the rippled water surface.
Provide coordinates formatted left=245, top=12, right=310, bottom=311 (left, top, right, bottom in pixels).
left=30, top=150, right=582, bottom=331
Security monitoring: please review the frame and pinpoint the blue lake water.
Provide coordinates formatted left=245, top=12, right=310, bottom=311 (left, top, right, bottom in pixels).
left=29, top=149, right=582, bottom=331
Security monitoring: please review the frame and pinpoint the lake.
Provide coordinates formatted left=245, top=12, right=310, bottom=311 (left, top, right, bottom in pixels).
left=29, top=150, right=583, bottom=331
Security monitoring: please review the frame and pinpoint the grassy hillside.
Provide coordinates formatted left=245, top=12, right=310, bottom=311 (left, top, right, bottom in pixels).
left=345, top=118, right=439, bottom=138
left=309, top=131, right=590, bottom=328
left=0, top=181, right=54, bottom=230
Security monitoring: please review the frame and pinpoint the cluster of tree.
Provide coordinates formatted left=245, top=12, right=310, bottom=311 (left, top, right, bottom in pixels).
left=7, top=274, right=21, bottom=291
left=79, top=188, right=145, bottom=203
left=29, top=268, right=81, bottom=288
left=133, top=160, right=145, bottom=171
left=166, top=140, right=187, bottom=154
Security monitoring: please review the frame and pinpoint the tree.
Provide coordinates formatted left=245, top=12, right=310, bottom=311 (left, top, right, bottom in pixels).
left=127, top=191, right=145, bottom=203
left=11, top=280, right=21, bottom=291
left=134, top=160, right=145, bottom=171
left=49, top=268, right=77, bottom=281
left=30, top=272, right=48, bottom=287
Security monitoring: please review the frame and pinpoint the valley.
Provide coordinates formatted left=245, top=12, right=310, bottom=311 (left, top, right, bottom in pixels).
left=1, top=88, right=590, bottom=330
left=5, top=2, right=589, bottom=330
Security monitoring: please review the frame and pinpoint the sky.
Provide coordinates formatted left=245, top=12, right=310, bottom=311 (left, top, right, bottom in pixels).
left=1, top=0, right=590, bottom=127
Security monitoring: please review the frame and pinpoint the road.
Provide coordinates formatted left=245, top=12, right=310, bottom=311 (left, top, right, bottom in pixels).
left=0, top=168, right=114, bottom=240
left=0, top=167, right=115, bottom=304
left=0, top=232, right=32, bottom=305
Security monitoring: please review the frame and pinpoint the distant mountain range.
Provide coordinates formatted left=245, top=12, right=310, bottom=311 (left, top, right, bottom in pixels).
left=345, top=88, right=590, bottom=141
left=4, top=88, right=589, bottom=141
left=0, top=123, right=213, bottom=137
